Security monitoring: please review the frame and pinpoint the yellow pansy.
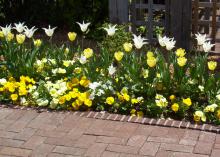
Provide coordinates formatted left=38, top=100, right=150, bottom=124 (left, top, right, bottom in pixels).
left=106, top=97, right=114, bottom=105
left=64, top=94, right=72, bottom=101
left=59, top=96, right=66, bottom=105
left=74, top=67, right=82, bottom=74
left=146, top=51, right=154, bottom=58
left=18, top=86, right=27, bottom=96
left=131, top=98, right=138, bottom=104
left=68, top=32, right=77, bottom=42
left=137, top=111, right=144, bottom=117
left=80, top=76, right=90, bottom=87
left=169, top=95, right=176, bottom=101
left=75, top=99, right=83, bottom=106
left=63, top=60, right=71, bottom=67
left=130, top=109, right=136, bottom=117
left=16, top=34, right=26, bottom=44
left=6, top=32, right=14, bottom=41
left=208, top=61, right=217, bottom=71
left=123, top=42, right=133, bottom=52
left=176, top=48, right=186, bottom=57
left=0, top=88, right=4, bottom=92
left=123, top=93, right=130, bottom=101
left=11, top=94, right=18, bottom=101
left=84, top=99, right=92, bottom=107
left=171, top=103, right=179, bottom=112
left=194, top=111, right=206, bottom=122
left=147, top=57, right=157, bottom=68
left=217, top=109, right=220, bottom=119
left=177, top=57, right=187, bottom=67
left=33, top=39, right=42, bottom=47
left=182, top=98, right=192, bottom=106
left=83, top=48, right=93, bottom=58
left=114, top=51, right=124, bottom=61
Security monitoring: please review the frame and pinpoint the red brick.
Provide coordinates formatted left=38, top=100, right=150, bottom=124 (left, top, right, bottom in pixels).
left=148, top=136, right=178, bottom=144
left=0, top=147, right=32, bottom=157
left=194, top=142, right=213, bottom=155
left=85, top=143, right=107, bottom=157
left=31, top=144, right=55, bottom=157
left=22, top=135, right=46, bottom=149
left=139, top=142, right=160, bottom=156
left=160, top=143, right=193, bottom=153
left=96, top=136, right=127, bottom=145
left=101, top=151, right=120, bottom=157
left=211, top=149, right=220, bottom=157
left=52, top=146, right=86, bottom=156
left=107, top=144, right=139, bottom=154
left=74, top=135, right=96, bottom=148
left=127, top=135, right=147, bottom=147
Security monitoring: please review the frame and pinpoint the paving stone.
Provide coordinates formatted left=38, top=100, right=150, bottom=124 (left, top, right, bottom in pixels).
left=148, top=136, right=178, bottom=144
left=127, top=135, right=147, bottom=147
left=132, top=125, right=154, bottom=136
left=0, top=109, right=13, bottom=120
left=0, top=147, right=32, bottom=157
left=85, top=143, right=108, bottom=157
left=215, top=134, right=220, bottom=144
left=0, top=138, right=24, bottom=147
left=179, top=139, right=197, bottom=146
left=119, top=154, right=145, bottom=157
left=160, top=143, right=193, bottom=153
left=35, top=129, right=66, bottom=138
left=194, top=141, right=213, bottom=155
left=96, top=136, right=127, bottom=145
left=101, top=151, right=120, bottom=157
left=0, top=130, right=17, bottom=139
left=156, top=150, right=173, bottom=157
left=114, top=123, right=139, bottom=138
left=74, top=135, right=96, bottom=148
left=5, top=110, right=26, bottom=120
left=107, top=144, right=139, bottom=154
left=214, top=143, right=220, bottom=149
left=211, top=149, right=220, bottom=157
left=182, top=130, right=200, bottom=141
left=22, top=135, right=47, bottom=149
left=31, top=144, right=55, bottom=157
left=45, top=137, right=75, bottom=147
left=13, top=128, right=37, bottom=141
left=150, top=126, right=169, bottom=137
left=139, top=142, right=160, bottom=156
left=198, top=131, right=216, bottom=143
left=172, top=152, right=209, bottom=157
left=7, top=121, right=29, bottom=132
left=53, top=146, right=86, bottom=156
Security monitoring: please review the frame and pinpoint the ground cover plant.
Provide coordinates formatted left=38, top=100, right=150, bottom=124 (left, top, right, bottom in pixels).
left=0, top=22, right=220, bottom=125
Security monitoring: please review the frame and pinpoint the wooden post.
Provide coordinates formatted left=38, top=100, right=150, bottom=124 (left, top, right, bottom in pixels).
left=169, top=0, right=192, bottom=50
left=109, top=0, right=129, bottom=24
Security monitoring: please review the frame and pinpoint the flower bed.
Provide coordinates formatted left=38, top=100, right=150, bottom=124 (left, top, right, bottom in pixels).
left=0, top=22, right=220, bottom=124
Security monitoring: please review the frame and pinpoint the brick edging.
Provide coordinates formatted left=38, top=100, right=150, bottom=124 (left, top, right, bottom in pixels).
left=0, top=104, right=220, bottom=134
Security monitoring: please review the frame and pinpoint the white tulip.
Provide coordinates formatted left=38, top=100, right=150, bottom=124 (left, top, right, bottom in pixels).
left=165, top=38, right=176, bottom=51
left=79, top=55, right=87, bottom=64
left=24, top=26, right=38, bottom=38
left=108, top=64, right=116, bottom=75
left=104, top=24, right=117, bottom=36
left=76, top=21, right=90, bottom=33
left=0, top=24, right=12, bottom=36
left=132, top=34, right=148, bottom=49
left=158, top=35, right=170, bottom=47
left=202, top=41, right=215, bottom=52
left=42, top=25, right=57, bottom=37
left=14, top=22, right=25, bottom=33
left=195, top=33, right=207, bottom=46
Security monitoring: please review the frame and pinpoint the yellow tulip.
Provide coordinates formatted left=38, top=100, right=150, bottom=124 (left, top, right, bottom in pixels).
left=16, top=34, right=25, bottom=44
left=0, top=31, right=4, bottom=38
left=6, top=32, right=14, bottom=41
left=208, top=61, right=217, bottom=71
left=33, top=39, right=42, bottom=47
left=176, top=48, right=185, bottom=57
left=147, top=57, right=157, bottom=68
left=106, top=97, right=114, bottom=105
left=123, top=42, right=132, bottom=52
left=83, top=48, right=93, bottom=58
left=68, top=32, right=77, bottom=42
left=171, top=103, right=179, bottom=112
left=177, top=57, right=187, bottom=67
left=64, top=48, right=69, bottom=54
left=114, top=51, right=124, bottom=61
left=146, top=51, right=154, bottom=58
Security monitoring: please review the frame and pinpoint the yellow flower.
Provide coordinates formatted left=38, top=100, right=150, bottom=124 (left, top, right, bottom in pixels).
left=0, top=88, right=4, bottom=92
left=123, top=93, right=130, bottom=101
left=64, top=48, right=70, bottom=54
left=74, top=67, right=82, bottom=74
left=217, top=109, right=220, bottom=119
left=123, top=42, right=133, bottom=52
left=83, top=48, right=93, bottom=58
left=147, top=57, right=157, bottom=68
left=130, top=109, right=136, bottom=117
left=11, top=94, right=18, bottom=101
left=183, top=98, right=192, bottom=106
left=131, top=98, right=138, bottom=104
left=84, top=99, right=92, bottom=107
left=194, top=111, right=206, bottom=122
left=176, top=48, right=185, bottom=57
left=80, top=76, right=90, bottom=87
left=146, top=51, right=154, bottom=58
left=6, top=32, right=14, bottom=41
left=59, top=96, right=66, bottom=105
left=0, top=31, right=4, bottom=38
left=171, top=103, right=179, bottom=112
left=137, top=111, right=144, bottom=117
left=114, top=51, right=124, bottom=61
left=177, top=57, right=187, bottom=67
left=33, top=39, right=42, bottom=47
left=106, top=97, right=114, bottom=105
left=16, top=34, right=26, bottom=44
left=169, top=95, right=176, bottom=101
left=19, top=86, right=27, bottom=96
left=64, top=94, right=72, bottom=101
left=68, top=32, right=77, bottom=42
left=208, top=61, right=217, bottom=71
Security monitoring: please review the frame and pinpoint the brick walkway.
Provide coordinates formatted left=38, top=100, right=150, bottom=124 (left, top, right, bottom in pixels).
left=0, top=108, right=219, bottom=157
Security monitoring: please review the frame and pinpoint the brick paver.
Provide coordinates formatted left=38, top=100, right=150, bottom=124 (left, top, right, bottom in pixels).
left=0, top=107, right=219, bottom=157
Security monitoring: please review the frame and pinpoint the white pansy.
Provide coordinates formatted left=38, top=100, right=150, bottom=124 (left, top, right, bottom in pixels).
left=89, top=82, right=101, bottom=90
left=216, top=94, right=220, bottom=100
left=14, top=22, right=25, bottom=33
left=104, top=24, right=117, bottom=36
left=108, top=64, right=116, bottom=75
left=97, top=89, right=105, bottom=96
left=24, top=26, right=38, bottom=38
left=57, top=68, right=66, bottom=74
left=0, top=24, right=12, bottom=36
left=37, top=99, right=49, bottom=107
left=202, top=41, right=215, bottom=53
left=79, top=55, right=87, bottom=64
left=0, top=78, right=7, bottom=85
left=195, top=33, right=207, bottom=46
left=42, top=25, right=57, bottom=37
left=132, top=34, right=148, bottom=49
left=76, top=21, right=90, bottom=33
left=20, top=97, right=28, bottom=106
left=198, top=85, right=204, bottom=92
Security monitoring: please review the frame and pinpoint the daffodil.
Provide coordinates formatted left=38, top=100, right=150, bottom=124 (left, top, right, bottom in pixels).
left=14, top=22, right=25, bottom=33
left=83, top=48, right=93, bottom=58
left=132, top=34, right=148, bottom=49
left=208, top=61, right=217, bottom=71
left=76, top=21, right=90, bottom=33
left=114, top=51, right=124, bottom=61
left=147, top=57, right=157, bottom=68
left=123, top=42, right=133, bottom=52
left=24, top=26, right=38, bottom=38
left=68, top=32, right=77, bottom=41
left=106, top=97, right=114, bottom=105
left=177, top=57, right=187, bottom=67
left=16, top=34, right=26, bottom=44
left=104, top=24, right=117, bottom=36
left=42, top=25, right=57, bottom=37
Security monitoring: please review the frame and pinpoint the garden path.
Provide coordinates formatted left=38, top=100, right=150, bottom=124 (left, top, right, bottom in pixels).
left=0, top=107, right=219, bottom=157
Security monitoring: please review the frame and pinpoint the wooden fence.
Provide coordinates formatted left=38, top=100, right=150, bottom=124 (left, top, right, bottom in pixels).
left=109, top=0, right=220, bottom=51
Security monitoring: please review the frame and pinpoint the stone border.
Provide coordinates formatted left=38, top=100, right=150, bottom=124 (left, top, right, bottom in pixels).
left=0, top=104, right=220, bottom=134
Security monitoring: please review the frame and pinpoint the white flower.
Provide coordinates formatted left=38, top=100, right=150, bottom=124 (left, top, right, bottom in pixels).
left=42, top=25, right=57, bottom=37
left=0, top=78, right=7, bottom=85
left=57, top=68, right=66, bottom=74
left=37, top=99, right=49, bottom=107
left=20, top=97, right=28, bottom=106
left=32, top=91, right=39, bottom=99
left=76, top=21, right=90, bottom=33
left=202, top=41, right=215, bottom=52
left=158, top=35, right=170, bottom=47
left=24, top=26, right=38, bottom=38
left=195, top=33, right=207, bottom=46
left=165, top=38, right=176, bottom=51
left=89, top=82, right=101, bottom=90
left=97, top=89, right=105, bottom=96
left=216, top=94, right=220, bottom=100
left=132, top=34, right=148, bottom=49
left=14, top=22, right=25, bottom=33
left=0, top=24, right=12, bottom=36
left=108, top=64, right=116, bottom=75
left=104, top=24, right=117, bottom=36
left=79, top=55, right=87, bottom=64
left=198, top=85, right=204, bottom=92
